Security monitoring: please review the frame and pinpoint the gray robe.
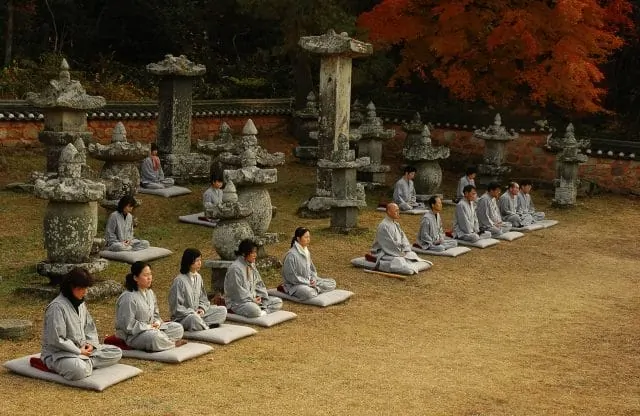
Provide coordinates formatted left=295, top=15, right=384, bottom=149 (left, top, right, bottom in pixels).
left=371, top=216, right=426, bottom=274
left=517, top=191, right=545, bottom=221
left=104, top=211, right=150, bottom=252
left=203, top=187, right=223, bottom=215
left=41, top=294, right=122, bottom=380
left=282, top=245, right=336, bottom=300
left=140, top=156, right=174, bottom=188
left=224, top=257, right=282, bottom=317
left=476, top=193, right=512, bottom=236
left=453, top=199, right=484, bottom=242
left=498, top=192, right=533, bottom=227
left=393, top=178, right=421, bottom=211
left=115, top=289, right=184, bottom=351
left=416, top=210, right=458, bottom=251
left=168, top=272, right=227, bottom=330
left=456, top=176, right=475, bottom=200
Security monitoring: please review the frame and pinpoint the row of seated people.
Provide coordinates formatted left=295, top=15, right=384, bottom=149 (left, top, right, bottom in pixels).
left=40, top=228, right=336, bottom=381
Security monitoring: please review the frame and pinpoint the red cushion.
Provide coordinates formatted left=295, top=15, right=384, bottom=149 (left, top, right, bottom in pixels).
left=412, top=243, right=422, bottom=249
left=445, top=230, right=453, bottom=238
left=30, top=357, right=55, bottom=373
left=277, top=284, right=286, bottom=293
left=103, top=334, right=132, bottom=350
left=364, top=253, right=377, bottom=263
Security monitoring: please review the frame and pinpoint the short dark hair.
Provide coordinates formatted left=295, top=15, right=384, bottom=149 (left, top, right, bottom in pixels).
left=463, top=184, right=476, bottom=194
left=60, top=268, right=94, bottom=298
left=427, top=195, right=440, bottom=209
left=520, top=179, right=533, bottom=187
left=150, top=143, right=158, bottom=152
left=290, top=227, right=310, bottom=247
left=180, top=248, right=202, bottom=274
left=466, top=166, right=477, bottom=176
left=125, top=261, right=151, bottom=291
left=210, top=172, right=224, bottom=184
left=403, top=166, right=417, bottom=174
left=235, top=239, right=258, bottom=257
left=117, top=195, right=137, bottom=214
left=508, top=182, right=519, bottom=190
left=487, top=181, right=501, bottom=192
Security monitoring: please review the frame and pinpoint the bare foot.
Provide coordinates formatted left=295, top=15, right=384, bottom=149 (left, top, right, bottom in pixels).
left=175, top=339, right=188, bottom=348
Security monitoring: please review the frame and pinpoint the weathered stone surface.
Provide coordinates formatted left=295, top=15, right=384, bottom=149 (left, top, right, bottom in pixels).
left=36, top=258, right=109, bottom=285
left=357, top=102, right=394, bottom=184
left=146, top=54, right=206, bottom=77
left=299, top=29, right=373, bottom=57
left=293, top=91, right=320, bottom=159
left=16, top=279, right=121, bottom=300
left=0, top=319, right=33, bottom=340
left=212, top=221, right=254, bottom=260
left=163, top=152, right=211, bottom=183
left=473, top=113, right=518, bottom=185
left=552, top=124, right=589, bottom=207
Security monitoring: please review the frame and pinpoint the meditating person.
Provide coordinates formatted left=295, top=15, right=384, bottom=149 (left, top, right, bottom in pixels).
left=169, top=248, right=227, bottom=330
left=281, top=227, right=337, bottom=300
left=140, top=143, right=175, bottom=189
left=203, top=173, right=224, bottom=218
left=393, top=165, right=424, bottom=211
left=41, top=268, right=122, bottom=381
left=453, top=184, right=491, bottom=242
left=224, top=239, right=283, bottom=317
left=517, top=179, right=545, bottom=221
left=115, top=261, right=185, bottom=351
left=476, top=182, right=512, bottom=237
left=455, top=166, right=477, bottom=202
left=415, top=195, right=458, bottom=252
left=498, top=182, right=534, bottom=228
left=105, top=195, right=150, bottom=252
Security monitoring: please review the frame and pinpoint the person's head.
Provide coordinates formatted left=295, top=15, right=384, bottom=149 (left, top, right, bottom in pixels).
left=487, top=182, right=502, bottom=198
left=60, top=268, right=94, bottom=301
left=180, top=248, right=202, bottom=274
left=427, top=195, right=442, bottom=213
left=386, top=202, right=401, bottom=220
left=150, top=143, right=159, bottom=156
left=508, top=182, right=520, bottom=196
left=520, top=179, right=533, bottom=194
left=210, top=173, right=224, bottom=189
left=403, top=166, right=417, bottom=180
left=290, top=227, right=311, bottom=248
left=463, top=184, right=477, bottom=201
left=125, top=261, right=152, bottom=291
left=117, top=195, right=137, bottom=215
left=465, top=166, right=477, bottom=180
left=235, top=239, right=258, bottom=264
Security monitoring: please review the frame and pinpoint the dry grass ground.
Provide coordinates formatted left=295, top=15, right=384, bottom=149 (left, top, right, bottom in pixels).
left=0, top=135, right=638, bottom=415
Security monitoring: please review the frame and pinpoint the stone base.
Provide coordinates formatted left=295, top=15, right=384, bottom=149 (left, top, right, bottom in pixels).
left=330, top=207, right=360, bottom=232
left=163, top=152, right=211, bottom=184
left=360, top=182, right=385, bottom=191
left=204, top=260, right=234, bottom=296
left=0, top=319, right=33, bottom=340
left=37, top=258, right=109, bottom=285
left=298, top=196, right=333, bottom=218
left=357, top=171, right=387, bottom=184
left=15, top=279, right=123, bottom=301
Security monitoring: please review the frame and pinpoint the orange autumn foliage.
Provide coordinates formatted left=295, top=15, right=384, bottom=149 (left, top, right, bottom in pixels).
left=357, top=0, right=634, bottom=113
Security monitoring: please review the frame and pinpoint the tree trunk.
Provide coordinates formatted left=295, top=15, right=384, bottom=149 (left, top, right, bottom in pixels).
left=291, top=50, right=313, bottom=110
left=3, top=0, right=14, bottom=67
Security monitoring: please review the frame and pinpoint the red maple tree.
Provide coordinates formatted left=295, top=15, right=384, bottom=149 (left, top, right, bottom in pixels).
left=358, top=0, right=634, bottom=113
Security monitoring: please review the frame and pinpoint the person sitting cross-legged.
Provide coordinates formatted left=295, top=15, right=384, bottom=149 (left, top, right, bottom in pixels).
left=498, top=182, right=534, bottom=228
left=453, top=184, right=491, bottom=243
left=203, top=173, right=224, bottom=218
left=105, top=195, right=150, bottom=252
left=393, top=165, right=424, bottom=211
left=415, top=196, right=458, bottom=252
left=454, top=166, right=477, bottom=203
left=517, top=179, right=545, bottom=221
left=476, top=182, right=512, bottom=237
left=224, top=239, right=283, bottom=317
left=140, top=143, right=175, bottom=189
left=281, top=227, right=336, bottom=300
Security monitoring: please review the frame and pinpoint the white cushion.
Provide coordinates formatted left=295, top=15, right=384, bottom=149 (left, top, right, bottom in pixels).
left=178, top=212, right=219, bottom=228
left=183, top=324, right=257, bottom=345
left=456, top=238, right=500, bottom=248
left=99, top=247, right=173, bottom=264
left=3, top=354, right=142, bottom=391
left=411, top=246, right=471, bottom=257
left=537, top=219, right=559, bottom=228
left=511, top=223, right=545, bottom=232
left=120, top=342, right=212, bottom=363
left=376, top=207, right=428, bottom=215
left=495, top=231, right=525, bottom=241
left=138, top=186, right=192, bottom=197
left=225, top=310, right=297, bottom=327
left=349, top=257, right=432, bottom=273
left=266, top=288, right=354, bottom=307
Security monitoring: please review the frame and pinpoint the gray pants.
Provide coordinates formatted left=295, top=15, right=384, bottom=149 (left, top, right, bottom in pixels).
left=106, top=238, right=150, bottom=252
left=427, top=238, right=458, bottom=252
left=47, top=345, right=122, bottom=381
left=482, top=222, right=512, bottom=237
left=126, top=322, right=184, bottom=352
left=178, top=306, right=227, bottom=331
left=232, top=297, right=283, bottom=318
left=142, top=179, right=175, bottom=189
left=288, top=278, right=337, bottom=300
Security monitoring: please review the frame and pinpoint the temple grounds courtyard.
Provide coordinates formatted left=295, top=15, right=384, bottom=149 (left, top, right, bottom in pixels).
left=0, top=133, right=638, bottom=415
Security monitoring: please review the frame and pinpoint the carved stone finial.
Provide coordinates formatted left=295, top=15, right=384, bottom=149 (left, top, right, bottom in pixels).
left=566, top=123, right=575, bottom=134
left=59, top=59, right=71, bottom=83
left=146, top=54, right=206, bottom=77
left=111, top=122, right=127, bottom=143
left=242, top=119, right=258, bottom=136
left=366, top=101, right=376, bottom=118
left=494, top=113, right=502, bottom=127
left=58, top=143, right=82, bottom=178
left=221, top=179, right=238, bottom=203
left=220, top=122, right=232, bottom=134
left=413, top=112, right=421, bottom=123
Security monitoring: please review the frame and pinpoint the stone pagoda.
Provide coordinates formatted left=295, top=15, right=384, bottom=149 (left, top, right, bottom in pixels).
left=34, top=142, right=108, bottom=284
left=402, top=113, right=450, bottom=199
left=548, top=123, right=589, bottom=207
left=317, top=133, right=369, bottom=233
left=472, top=113, right=518, bottom=186
left=357, top=102, right=394, bottom=188
left=147, top=54, right=210, bottom=183
left=292, top=92, right=320, bottom=165
left=88, top=122, right=149, bottom=209
left=297, top=29, right=373, bottom=218
left=26, top=59, right=105, bottom=174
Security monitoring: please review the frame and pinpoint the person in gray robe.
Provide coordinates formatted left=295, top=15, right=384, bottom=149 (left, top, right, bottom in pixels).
left=476, top=182, right=512, bottom=237
left=105, top=195, right=150, bottom=252
left=455, top=166, right=477, bottom=202
left=517, top=179, right=545, bottom=221
left=140, top=143, right=175, bottom=189
left=498, top=182, right=534, bottom=227
left=416, top=196, right=458, bottom=252
left=224, top=239, right=283, bottom=317
left=371, top=203, right=429, bottom=274
left=393, top=166, right=424, bottom=211
left=169, top=248, right=227, bottom=330
left=115, top=262, right=184, bottom=351
left=41, top=268, right=122, bottom=381
left=281, top=227, right=336, bottom=300
left=453, top=184, right=491, bottom=242
left=203, top=173, right=224, bottom=217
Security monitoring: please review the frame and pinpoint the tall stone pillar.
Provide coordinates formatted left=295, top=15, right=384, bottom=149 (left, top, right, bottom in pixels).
left=297, top=29, right=373, bottom=218
left=548, top=124, right=589, bottom=207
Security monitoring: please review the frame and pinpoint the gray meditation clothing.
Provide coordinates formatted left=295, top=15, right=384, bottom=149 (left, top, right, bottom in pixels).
left=115, top=289, right=184, bottom=351
left=104, top=211, right=149, bottom=252
left=282, top=245, right=336, bottom=300
left=456, top=176, right=475, bottom=200
left=498, top=193, right=533, bottom=227
left=169, top=272, right=227, bottom=330
left=476, top=193, right=511, bottom=236
left=393, top=178, right=418, bottom=211
left=517, top=191, right=545, bottom=221
left=224, top=257, right=282, bottom=318
left=453, top=199, right=481, bottom=242
left=416, top=210, right=458, bottom=251
left=203, top=187, right=223, bottom=214
left=41, top=294, right=122, bottom=381
left=140, top=156, right=175, bottom=188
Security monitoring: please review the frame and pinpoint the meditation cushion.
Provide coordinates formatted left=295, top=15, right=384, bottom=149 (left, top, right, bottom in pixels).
left=225, top=310, right=297, bottom=327
left=411, top=244, right=471, bottom=257
left=494, top=231, right=525, bottom=241
left=4, top=354, right=142, bottom=391
left=350, top=256, right=432, bottom=274
left=138, top=186, right=192, bottom=198
left=178, top=212, right=219, bottom=228
left=537, top=219, right=559, bottom=228
left=103, top=335, right=212, bottom=363
left=455, top=238, right=500, bottom=249
left=267, top=288, right=354, bottom=307
left=99, top=247, right=173, bottom=264
left=511, top=223, right=545, bottom=232
left=182, top=324, right=257, bottom=345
